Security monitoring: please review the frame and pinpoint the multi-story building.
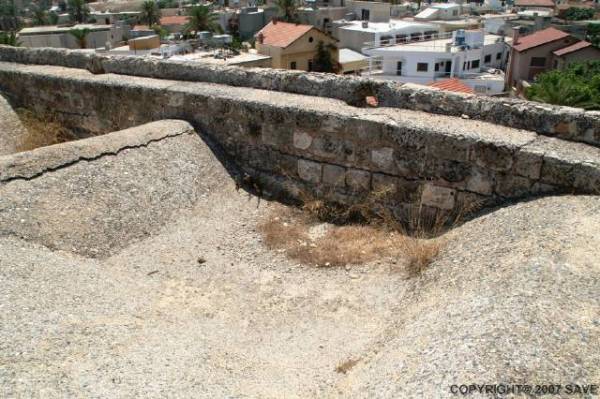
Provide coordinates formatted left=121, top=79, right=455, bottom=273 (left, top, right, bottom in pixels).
left=365, top=29, right=512, bottom=94
left=334, top=20, right=439, bottom=53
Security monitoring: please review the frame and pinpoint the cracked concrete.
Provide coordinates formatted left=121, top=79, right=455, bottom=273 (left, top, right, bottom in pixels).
left=0, top=120, right=193, bottom=182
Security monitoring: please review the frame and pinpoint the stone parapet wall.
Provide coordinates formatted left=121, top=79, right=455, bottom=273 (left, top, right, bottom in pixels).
left=1, top=62, right=599, bottom=218
left=1, top=45, right=599, bottom=147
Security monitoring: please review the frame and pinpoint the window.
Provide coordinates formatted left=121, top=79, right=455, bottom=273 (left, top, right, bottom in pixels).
left=530, top=57, right=546, bottom=67
left=463, top=61, right=467, bottom=70
left=484, top=54, right=491, bottom=63
left=452, top=9, right=458, bottom=15
left=308, top=60, right=313, bottom=71
left=417, top=62, right=428, bottom=72
left=471, top=59, right=480, bottom=69
left=290, top=61, right=297, bottom=70
left=435, top=63, right=440, bottom=72
left=380, top=35, right=393, bottom=45
left=361, top=9, right=370, bottom=20
left=396, top=61, right=402, bottom=76
left=308, top=36, right=314, bottom=43
left=410, top=32, right=421, bottom=41
left=496, top=52, right=502, bottom=60
left=395, top=34, right=407, bottom=43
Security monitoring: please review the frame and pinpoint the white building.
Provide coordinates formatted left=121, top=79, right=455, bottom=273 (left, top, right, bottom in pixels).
left=18, top=23, right=125, bottom=49
left=335, top=20, right=439, bottom=53
left=365, top=29, right=512, bottom=95
left=415, top=3, right=462, bottom=21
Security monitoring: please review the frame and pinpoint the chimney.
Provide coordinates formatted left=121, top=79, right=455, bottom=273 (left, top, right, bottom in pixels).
left=257, top=32, right=264, bottom=44
left=512, top=26, right=520, bottom=45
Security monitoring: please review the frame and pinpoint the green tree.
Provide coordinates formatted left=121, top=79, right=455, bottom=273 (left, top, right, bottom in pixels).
left=151, top=23, right=168, bottom=39
left=67, top=0, right=89, bottom=23
left=185, top=5, right=220, bottom=33
left=586, top=23, right=600, bottom=48
left=69, top=27, right=90, bottom=48
left=0, top=30, right=20, bottom=46
left=564, top=7, right=594, bottom=21
left=312, top=41, right=337, bottom=73
left=526, top=61, right=600, bottom=110
left=276, top=0, right=297, bottom=23
left=31, top=5, right=48, bottom=26
left=140, top=0, right=160, bottom=26
left=48, top=10, right=59, bottom=24
left=0, top=0, right=20, bottom=31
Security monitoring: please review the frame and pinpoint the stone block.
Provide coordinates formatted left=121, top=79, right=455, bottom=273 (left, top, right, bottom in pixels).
left=372, top=173, right=399, bottom=192
left=293, top=130, right=313, bottom=150
left=421, top=184, right=456, bottom=210
left=311, top=134, right=343, bottom=159
left=513, top=150, right=543, bottom=180
left=297, top=159, right=322, bottom=184
left=371, top=147, right=395, bottom=171
left=472, top=144, right=513, bottom=172
left=346, top=169, right=371, bottom=191
left=322, top=164, right=346, bottom=187
left=465, top=167, right=495, bottom=195
left=495, top=174, right=533, bottom=198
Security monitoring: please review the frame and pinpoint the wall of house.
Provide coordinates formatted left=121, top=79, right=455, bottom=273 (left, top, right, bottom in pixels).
left=507, top=37, right=578, bottom=86
left=347, top=1, right=391, bottom=22
left=3, top=62, right=599, bottom=220
left=555, top=47, right=600, bottom=69
left=19, top=27, right=121, bottom=49
left=257, top=28, right=338, bottom=71
left=1, top=46, right=598, bottom=147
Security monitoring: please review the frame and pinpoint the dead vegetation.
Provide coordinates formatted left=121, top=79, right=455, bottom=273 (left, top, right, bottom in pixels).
left=335, top=358, right=361, bottom=374
left=16, top=109, right=77, bottom=152
left=258, top=186, right=472, bottom=276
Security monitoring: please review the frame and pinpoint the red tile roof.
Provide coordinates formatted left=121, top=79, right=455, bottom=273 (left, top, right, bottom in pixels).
left=427, top=78, right=475, bottom=94
left=512, top=27, right=570, bottom=52
left=553, top=40, right=593, bottom=56
left=515, top=0, right=555, bottom=7
left=160, top=16, right=190, bottom=26
left=256, top=21, right=314, bottom=48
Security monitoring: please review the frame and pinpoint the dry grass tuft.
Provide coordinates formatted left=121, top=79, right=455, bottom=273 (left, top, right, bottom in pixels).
left=258, top=185, right=477, bottom=275
left=16, top=109, right=77, bottom=152
left=335, top=358, right=360, bottom=374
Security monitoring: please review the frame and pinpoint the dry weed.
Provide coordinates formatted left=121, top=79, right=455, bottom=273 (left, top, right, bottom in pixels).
left=259, top=184, right=480, bottom=275
left=335, top=358, right=360, bottom=374
left=16, top=108, right=77, bottom=152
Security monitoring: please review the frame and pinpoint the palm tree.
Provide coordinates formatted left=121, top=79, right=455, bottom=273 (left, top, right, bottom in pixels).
left=69, top=27, right=90, bottom=48
left=0, top=31, right=20, bottom=46
left=185, top=5, right=220, bottom=34
left=526, top=69, right=598, bottom=110
left=276, top=0, right=297, bottom=23
left=31, top=5, right=48, bottom=26
left=67, top=0, right=89, bottom=23
left=140, top=0, right=160, bottom=27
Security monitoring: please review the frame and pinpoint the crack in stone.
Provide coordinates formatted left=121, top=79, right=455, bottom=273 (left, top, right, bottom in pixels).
left=0, top=131, right=190, bottom=184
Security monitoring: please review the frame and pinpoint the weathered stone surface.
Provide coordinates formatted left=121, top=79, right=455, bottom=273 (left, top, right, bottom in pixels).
left=0, top=94, right=27, bottom=156
left=1, top=62, right=600, bottom=215
left=345, top=168, right=371, bottom=191
left=293, top=130, right=312, bottom=150
left=322, top=163, right=345, bottom=186
left=465, top=167, right=495, bottom=195
left=297, top=159, right=322, bottom=183
left=371, top=147, right=394, bottom=170
left=421, top=184, right=456, bottom=210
